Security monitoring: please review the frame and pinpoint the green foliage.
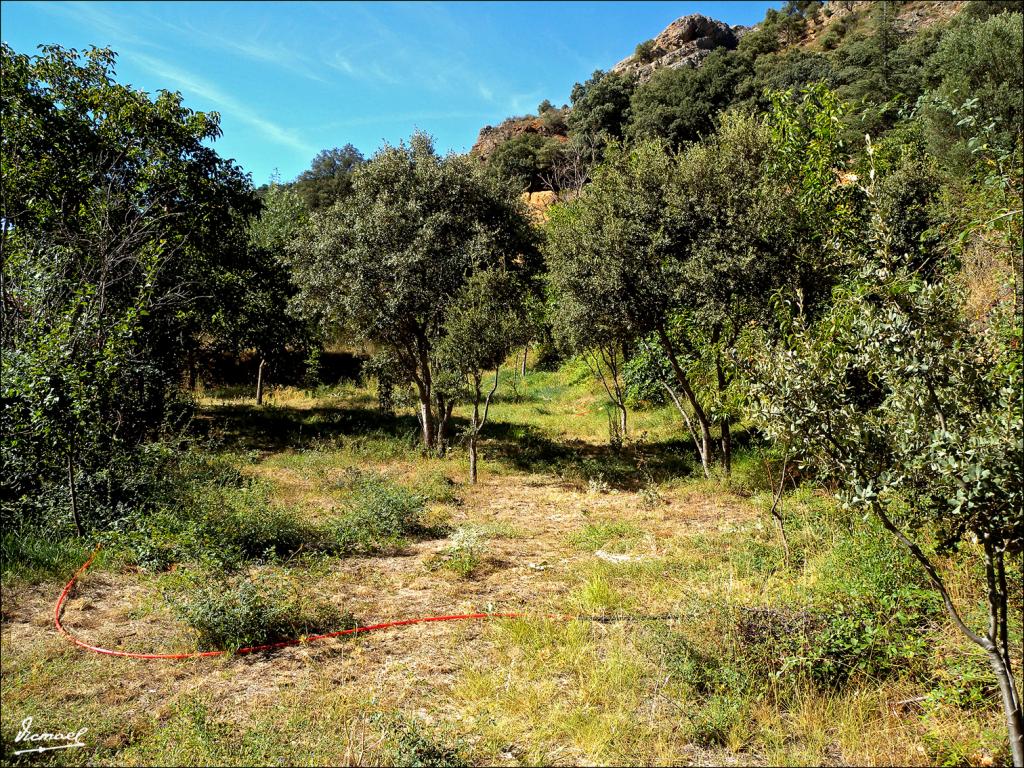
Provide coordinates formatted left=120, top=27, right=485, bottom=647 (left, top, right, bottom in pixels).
left=114, top=453, right=319, bottom=571
left=292, top=144, right=364, bottom=210
left=374, top=714, right=469, bottom=767
left=426, top=526, right=486, bottom=578
left=487, top=132, right=564, bottom=191
left=285, top=132, right=538, bottom=450
left=627, top=50, right=754, bottom=148
left=169, top=569, right=353, bottom=651
left=567, top=69, right=636, bottom=146
left=0, top=530, right=89, bottom=583
left=634, top=39, right=658, bottom=63
left=921, top=12, right=1024, bottom=169
left=0, top=44, right=270, bottom=534
left=330, top=476, right=431, bottom=554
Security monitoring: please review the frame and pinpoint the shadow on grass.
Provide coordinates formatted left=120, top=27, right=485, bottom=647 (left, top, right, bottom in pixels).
left=191, top=403, right=422, bottom=453
left=482, top=419, right=696, bottom=490
left=192, top=402, right=714, bottom=490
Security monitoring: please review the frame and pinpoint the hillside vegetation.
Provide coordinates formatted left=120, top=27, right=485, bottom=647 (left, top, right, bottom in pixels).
left=1, top=1, right=1022, bottom=766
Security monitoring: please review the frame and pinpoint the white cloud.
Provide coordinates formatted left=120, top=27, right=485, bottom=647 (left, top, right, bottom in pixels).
left=130, top=52, right=312, bottom=155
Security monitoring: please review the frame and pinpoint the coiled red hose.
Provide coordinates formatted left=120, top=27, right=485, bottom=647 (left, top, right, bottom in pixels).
left=53, top=546, right=533, bottom=660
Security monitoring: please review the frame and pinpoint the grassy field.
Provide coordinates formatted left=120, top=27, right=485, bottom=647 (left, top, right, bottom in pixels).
left=1, top=362, right=1020, bottom=766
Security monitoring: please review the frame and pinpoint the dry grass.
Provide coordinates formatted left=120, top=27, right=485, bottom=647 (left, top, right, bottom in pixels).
left=1, top=375, right=1017, bottom=766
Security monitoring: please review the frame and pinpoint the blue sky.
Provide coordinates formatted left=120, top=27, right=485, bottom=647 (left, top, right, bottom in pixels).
left=1, top=1, right=780, bottom=185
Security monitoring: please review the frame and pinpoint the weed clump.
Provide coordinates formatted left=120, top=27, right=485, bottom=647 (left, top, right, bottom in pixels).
left=169, top=569, right=354, bottom=651
left=330, top=476, right=432, bottom=555
left=427, top=526, right=486, bottom=578
left=374, top=714, right=469, bottom=767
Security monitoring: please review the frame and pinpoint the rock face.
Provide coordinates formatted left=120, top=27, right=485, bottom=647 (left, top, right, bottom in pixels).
left=611, top=13, right=740, bottom=84
left=471, top=116, right=567, bottom=162
left=521, top=190, right=557, bottom=222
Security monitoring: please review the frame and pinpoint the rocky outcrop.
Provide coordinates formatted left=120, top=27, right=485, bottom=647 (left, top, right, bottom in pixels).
left=611, top=13, right=740, bottom=84
left=521, top=190, right=557, bottom=222
left=471, top=115, right=568, bottom=162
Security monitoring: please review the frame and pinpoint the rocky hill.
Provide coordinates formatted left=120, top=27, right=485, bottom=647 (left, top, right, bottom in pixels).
left=610, top=13, right=743, bottom=84
left=471, top=1, right=971, bottom=163
left=472, top=114, right=567, bottom=163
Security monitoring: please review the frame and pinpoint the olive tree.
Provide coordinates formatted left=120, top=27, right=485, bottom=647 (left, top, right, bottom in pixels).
left=749, top=269, right=1023, bottom=764
left=546, top=113, right=801, bottom=474
left=286, top=133, right=537, bottom=453
left=435, top=268, right=529, bottom=482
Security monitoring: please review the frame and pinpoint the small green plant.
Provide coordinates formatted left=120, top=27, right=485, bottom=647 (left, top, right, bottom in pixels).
left=634, top=38, right=658, bottom=63
left=413, top=470, right=461, bottom=505
left=374, top=714, right=469, bottom=767
left=427, top=526, right=486, bottom=578
left=169, top=569, right=353, bottom=651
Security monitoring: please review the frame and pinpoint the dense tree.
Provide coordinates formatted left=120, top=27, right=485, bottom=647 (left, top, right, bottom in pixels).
left=293, top=144, right=365, bottom=211
left=626, top=50, right=755, bottom=148
left=487, top=131, right=565, bottom=192
left=1, top=44, right=262, bottom=532
left=921, top=11, right=1023, bottom=169
left=567, top=69, right=636, bottom=147
left=547, top=110, right=805, bottom=472
left=285, top=133, right=538, bottom=452
left=545, top=141, right=675, bottom=448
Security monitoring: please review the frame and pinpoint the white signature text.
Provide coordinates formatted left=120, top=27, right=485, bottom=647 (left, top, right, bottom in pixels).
left=13, top=717, right=88, bottom=755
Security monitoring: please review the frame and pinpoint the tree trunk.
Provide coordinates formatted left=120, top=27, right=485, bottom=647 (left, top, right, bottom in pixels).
left=255, top=357, right=266, bottom=405
left=419, top=395, right=436, bottom=449
left=661, top=381, right=710, bottom=479
left=521, top=344, right=528, bottom=377
left=875, top=504, right=1023, bottom=767
left=989, top=647, right=1024, bottom=767
left=67, top=452, right=83, bottom=537
left=720, top=418, right=732, bottom=475
left=618, top=402, right=628, bottom=442
left=469, top=434, right=478, bottom=484
left=656, top=327, right=714, bottom=473
left=435, top=396, right=454, bottom=456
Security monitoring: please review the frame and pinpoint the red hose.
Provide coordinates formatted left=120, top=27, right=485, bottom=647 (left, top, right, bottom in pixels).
left=54, top=546, right=540, bottom=660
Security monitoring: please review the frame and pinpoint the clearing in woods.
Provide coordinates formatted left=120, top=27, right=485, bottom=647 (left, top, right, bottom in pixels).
left=0, top=366, right=1010, bottom=766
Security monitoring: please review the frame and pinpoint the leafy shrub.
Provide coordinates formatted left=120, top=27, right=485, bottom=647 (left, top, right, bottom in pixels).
left=170, top=570, right=353, bottom=651
left=116, top=468, right=318, bottom=570
left=330, top=477, right=430, bottom=554
left=737, top=592, right=937, bottom=688
left=427, top=526, right=486, bottom=578
left=634, top=39, right=658, bottom=63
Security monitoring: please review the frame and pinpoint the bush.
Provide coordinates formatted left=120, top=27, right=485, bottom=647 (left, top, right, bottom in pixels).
left=330, top=477, right=430, bottom=554
left=169, top=569, right=353, bottom=651
left=634, top=39, right=658, bottom=63
left=113, top=453, right=320, bottom=571
left=374, top=714, right=469, bottom=767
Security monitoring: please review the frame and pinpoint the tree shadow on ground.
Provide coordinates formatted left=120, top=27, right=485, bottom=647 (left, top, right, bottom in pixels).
left=192, top=403, right=707, bottom=490
left=481, top=419, right=696, bottom=490
left=190, top=403, right=422, bottom=453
